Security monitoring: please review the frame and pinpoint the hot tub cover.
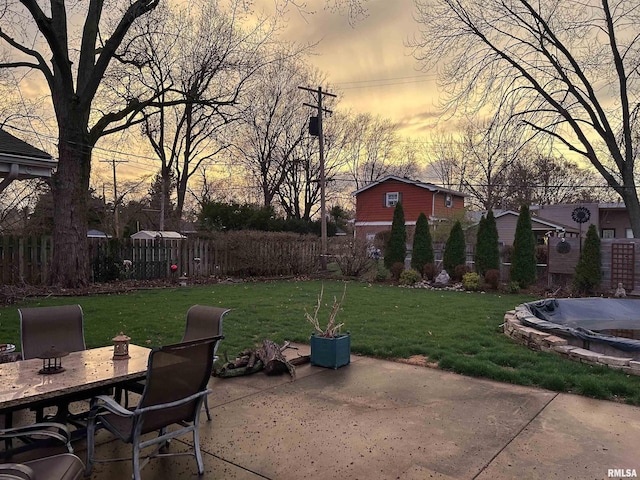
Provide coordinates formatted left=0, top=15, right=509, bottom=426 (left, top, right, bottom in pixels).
left=520, top=298, right=640, bottom=352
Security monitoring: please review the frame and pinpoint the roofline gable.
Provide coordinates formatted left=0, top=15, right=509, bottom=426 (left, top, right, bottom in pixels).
left=351, top=175, right=467, bottom=197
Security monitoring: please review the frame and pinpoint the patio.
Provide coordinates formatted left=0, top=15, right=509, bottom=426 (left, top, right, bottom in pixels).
left=8, top=343, right=627, bottom=479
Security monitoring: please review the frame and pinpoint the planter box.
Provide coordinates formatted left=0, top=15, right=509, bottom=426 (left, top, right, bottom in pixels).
left=310, top=332, right=351, bottom=369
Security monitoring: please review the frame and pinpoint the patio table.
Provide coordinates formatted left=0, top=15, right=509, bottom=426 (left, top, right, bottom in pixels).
left=0, top=344, right=150, bottom=417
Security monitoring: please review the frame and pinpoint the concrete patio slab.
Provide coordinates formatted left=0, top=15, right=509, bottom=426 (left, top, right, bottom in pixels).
left=476, top=393, right=640, bottom=480
left=44, top=344, right=640, bottom=479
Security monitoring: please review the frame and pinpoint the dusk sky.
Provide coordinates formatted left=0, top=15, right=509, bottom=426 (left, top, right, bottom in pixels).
left=275, top=0, right=441, bottom=137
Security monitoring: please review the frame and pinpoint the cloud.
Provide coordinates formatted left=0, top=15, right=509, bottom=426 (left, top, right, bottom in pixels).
left=269, top=0, right=443, bottom=135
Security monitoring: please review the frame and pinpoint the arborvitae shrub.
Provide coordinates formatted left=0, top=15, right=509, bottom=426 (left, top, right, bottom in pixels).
left=573, top=224, right=602, bottom=295
left=510, top=205, right=537, bottom=288
left=411, top=212, right=434, bottom=274
left=443, top=221, right=466, bottom=274
left=475, top=210, right=500, bottom=275
left=385, top=202, right=407, bottom=268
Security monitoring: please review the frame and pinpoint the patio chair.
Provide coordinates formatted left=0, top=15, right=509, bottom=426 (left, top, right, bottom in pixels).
left=181, top=306, right=230, bottom=421
left=85, top=336, right=222, bottom=480
left=18, top=305, right=87, bottom=424
left=118, top=306, right=230, bottom=420
left=0, top=422, right=84, bottom=480
left=18, top=305, right=86, bottom=361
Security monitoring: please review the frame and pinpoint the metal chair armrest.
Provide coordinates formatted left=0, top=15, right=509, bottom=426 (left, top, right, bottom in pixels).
left=90, top=395, right=135, bottom=417
left=0, top=422, right=72, bottom=452
left=134, top=388, right=212, bottom=415
left=0, top=462, right=35, bottom=479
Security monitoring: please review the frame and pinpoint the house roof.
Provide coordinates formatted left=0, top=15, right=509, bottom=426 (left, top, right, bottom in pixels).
left=351, top=175, right=467, bottom=197
left=468, top=210, right=579, bottom=234
left=130, top=230, right=186, bottom=240
left=495, top=210, right=579, bottom=233
left=0, top=129, right=57, bottom=190
left=0, top=129, right=52, bottom=159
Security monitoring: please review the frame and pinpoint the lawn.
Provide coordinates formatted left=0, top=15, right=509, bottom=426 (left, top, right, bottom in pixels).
left=2, top=279, right=640, bottom=405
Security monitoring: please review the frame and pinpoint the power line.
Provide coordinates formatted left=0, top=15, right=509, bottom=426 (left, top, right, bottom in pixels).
left=333, top=74, right=435, bottom=86
left=339, top=78, right=434, bottom=91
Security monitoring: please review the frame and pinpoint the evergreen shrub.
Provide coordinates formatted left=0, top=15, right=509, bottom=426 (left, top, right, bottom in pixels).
left=573, top=224, right=602, bottom=295
left=411, top=212, right=434, bottom=274
left=384, top=202, right=407, bottom=268
left=463, top=272, right=481, bottom=291
left=399, top=269, right=421, bottom=285
left=510, top=205, right=537, bottom=288
left=443, top=221, right=466, bottom=274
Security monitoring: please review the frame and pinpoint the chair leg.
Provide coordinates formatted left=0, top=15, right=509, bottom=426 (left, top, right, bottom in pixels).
left=204, top=396, right=211, bottom=422
left=193, top=427, right=205, bottom=475
left=133, top=443, right=142, bottom=480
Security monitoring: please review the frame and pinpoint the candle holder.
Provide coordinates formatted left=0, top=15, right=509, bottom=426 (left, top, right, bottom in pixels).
left=113, top=332, right=131, bottom=360
left=38, top=346, right=69, bottom=374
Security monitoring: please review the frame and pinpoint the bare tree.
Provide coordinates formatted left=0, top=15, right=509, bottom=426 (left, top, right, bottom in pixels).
left=411, top=0, right=640, bottom=235
left=0, top=179, right=43, bottom=234
left=0, top=0, right=180, bottom=286
left=423, top=128, right=469, bottom=192
left=124, top=0, right=281, bottom=230
left=504, top=152, right=606, bottom=208
left=277, top=109, right=348, bottom=220
left=232, top=51, right=314, bottom=207
left=0, top=0, right=372, bottom=287
left=342, top=113, right=418, bottom=190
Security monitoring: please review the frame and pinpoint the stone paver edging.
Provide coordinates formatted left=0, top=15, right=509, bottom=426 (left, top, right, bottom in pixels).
left=504, top=308, right=640, bottom=376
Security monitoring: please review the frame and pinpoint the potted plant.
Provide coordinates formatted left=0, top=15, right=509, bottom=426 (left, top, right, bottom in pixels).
left=305, top=283, right=350, bottom=369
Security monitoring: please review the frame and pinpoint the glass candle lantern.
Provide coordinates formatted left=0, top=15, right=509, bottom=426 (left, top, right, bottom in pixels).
left=112, top=332, right=131, bottom=360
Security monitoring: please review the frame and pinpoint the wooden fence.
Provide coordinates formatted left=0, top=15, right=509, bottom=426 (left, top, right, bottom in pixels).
left=0, top=233, right=321, bottom=285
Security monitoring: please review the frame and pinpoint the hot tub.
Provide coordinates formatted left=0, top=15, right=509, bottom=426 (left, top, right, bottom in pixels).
left=518, top=298, right=640, bottom=357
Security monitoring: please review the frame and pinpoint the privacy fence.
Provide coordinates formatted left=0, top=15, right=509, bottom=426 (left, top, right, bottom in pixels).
left=0, top=232, right=321, bottom=285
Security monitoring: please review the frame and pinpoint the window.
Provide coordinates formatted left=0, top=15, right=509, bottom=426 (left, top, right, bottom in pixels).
left=444, top=194, right=453, bottom=208
left=602, top=228, right=615, bottom=239
left=385, top=192, right=400, bottom=207
left=626, top=228, right=634, bottom=239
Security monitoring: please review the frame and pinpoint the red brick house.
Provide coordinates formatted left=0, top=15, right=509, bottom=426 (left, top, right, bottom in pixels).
left=352, top=176, right=466, bottom=241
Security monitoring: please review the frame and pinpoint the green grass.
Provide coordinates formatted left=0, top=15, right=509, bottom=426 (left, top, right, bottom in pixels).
left=2, top=279, right=640, bottom=405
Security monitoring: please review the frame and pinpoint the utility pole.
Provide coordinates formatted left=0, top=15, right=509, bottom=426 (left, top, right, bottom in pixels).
left=299, top=85, right=336, bottom=270
left=99, top=158, right=128, bottom=238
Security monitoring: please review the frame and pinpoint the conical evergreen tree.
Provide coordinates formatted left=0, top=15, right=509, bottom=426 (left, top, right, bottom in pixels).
left=476, top=210, right=500, bottom=275
left=510, top=205, right=537, bottom=288
left=384, top=202, right=407, bottom=268
left=573, top=224, right=602, bottom=294
left=443, top=220, right=466, bottom=274
left=411, top=212, right=434, bottom=274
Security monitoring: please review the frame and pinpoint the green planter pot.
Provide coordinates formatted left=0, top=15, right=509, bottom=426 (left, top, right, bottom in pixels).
left=310, top=332, right=351, bottom=369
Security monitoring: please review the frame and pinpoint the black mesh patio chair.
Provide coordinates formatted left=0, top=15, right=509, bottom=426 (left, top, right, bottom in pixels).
left=0, top=422, right=84, bottom=480
left=85, top=336, right=222, bottom=480
left=18, top=305, right=87, bottom=424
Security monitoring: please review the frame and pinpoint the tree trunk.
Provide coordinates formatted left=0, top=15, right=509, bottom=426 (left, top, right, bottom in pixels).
left=620, top=183, right=640, bottom=238
left=49, top=121, right=92, bottom=288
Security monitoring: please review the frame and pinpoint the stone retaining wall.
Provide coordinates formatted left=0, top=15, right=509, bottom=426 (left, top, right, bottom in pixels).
left=504, top=310, right=640, bottom=376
